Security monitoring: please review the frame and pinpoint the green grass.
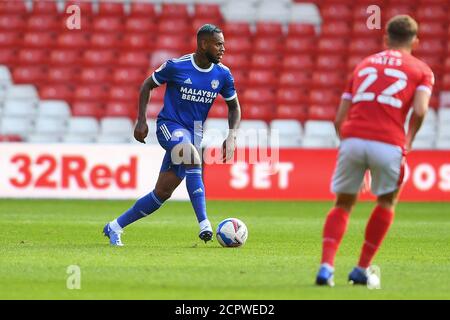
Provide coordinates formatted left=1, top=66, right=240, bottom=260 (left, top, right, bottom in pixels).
left=0, top=199, right=449, bottom=299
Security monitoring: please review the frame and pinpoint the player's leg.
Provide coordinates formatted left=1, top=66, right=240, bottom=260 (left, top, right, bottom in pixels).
left=316, top=138, right=366, bottom=286
left=349, top=140, right=405, bottom=284
left=172, top=142, right=213, bottom=242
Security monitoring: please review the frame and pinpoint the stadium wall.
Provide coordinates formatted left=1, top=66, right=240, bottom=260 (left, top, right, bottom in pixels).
left=0, top=144, right=449, bottom=201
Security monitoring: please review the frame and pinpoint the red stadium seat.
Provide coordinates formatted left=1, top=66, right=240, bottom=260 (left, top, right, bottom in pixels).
left=72, top=101, right=105, bottom=119
left=321, top=4, right=353, bottom=21
left=279, top=71, right=312, bottom=89
left=0, top=48, right=17, bottom=65
left=150, top=86, right=165, bottom=103
left=417, top=55, right=443, bottom=75
left=122, top=33, right=154, bottom=51
left=12, top=66, right=47, bottom=83
left=98, top=1, right=124, bottom=16
left=347, top=54, right=366, bottom=71
left=113, top=68, right=146, bottom=85
left=419, top=22, right=447, bottom=39
left=105, top=101, right=135, bottom=118
left=353, top=5, right=372, bottom=21
left=309, top=89, right=341, bottom=105
left=222, top=53, right=248, bottom=70
left=155, top=35, right=188, bottom=52
left=0, top=1, right=27, bottom=14
left=194, top=4, right=222, bottom=20
left=242, top=104, right=275, bottom=121
left=277, top=88, right=309, bottom=105
left=442, top=74, right=450, bottom=90
left=157, top=18, right=190, bottom=34
left=223, top=22, right=251, bottom=37
left=49, top=49, right=82, bottom=65
left=47, top=66, right=77, bottom=84
left=27, top=15, right=59, bottom=31
left=284, top=37, right=316, bottom=54
left=230, top=70, right=249, bottom=89
left=444, top=57, right=450, bottom=71
left=316, top=55, right=346, bottom=70
left=125, top=17, right=157, bottom=33
left=224, top=36, right=252, bottom=54
left=92, top=16, right=124, bottom=33
left=384, top=6, right=415, bottom=22
left=118, top=51, right=150, bottom=68
left=147, top=103, right=161, bottom=119
left=415, top=39, right=445, bottom=56
left=287, top=24, right=316, bottom=37
left=243, top=89, right=276, bottom=104
left=208, top=100, right=228, bottom=119
left=352, top=20, right=383, bottom=38
left=191, top=18, right=223, bottom=34
left=317, top=37, right=347, bottom=54
left=308, top=105, right=337, bottom=121
left=109, top=86, right=139, bottom=102
left=74, top=85, right=108, bottom=102
left=312, top=72, right=346, bottom=89
left=59, top=14, right=91, bottom=32
left=23, top=32, right=55, bottom=48
left=18, top=49, right=48, bottom=65
left=39, top=84, right=74, bottom=101
left=56, top=32, right=90, bottom=49
left=129, top=2, right=156, bottom=17
left=32, top=0, right=58, bottom=14
left=0, top=32, right=22, bottom=47
left=255, top=22, right=283, bottom=37
left=79, top=67, right=110, bottom=84
left=90, top=33, right=120, bottom=49
left=0, top=14, right=26, bottom=32
left=65, top=1, right=93, bottom=15
left=349, top=38, right=381, bottom=54
left=282, top=54, right=315, bottom=71
left=0, top=135, right=22, bottom=142
left=160, top=3, right=189, bottom=19
left=248, top=70, right=277, bottom=87
left=250, top=54, right=280, bottom=70
left=82, top=49, right=117, bottom=66
left=253, top=37, right=283, bottom=53
left=321, top=21, right=351, bottom=37
left=276, top=104, right=308, bottom=121
left=416, top=5, right=447, bottom=22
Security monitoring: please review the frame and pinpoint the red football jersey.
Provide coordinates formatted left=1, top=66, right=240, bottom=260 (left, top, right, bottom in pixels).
left=340, top=49, right=434, bottom=147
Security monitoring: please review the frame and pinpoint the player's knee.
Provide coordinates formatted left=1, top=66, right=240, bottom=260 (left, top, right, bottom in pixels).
left=335, top=194, right=357, bottom=212
left=154, top=187, right=173, bottom=202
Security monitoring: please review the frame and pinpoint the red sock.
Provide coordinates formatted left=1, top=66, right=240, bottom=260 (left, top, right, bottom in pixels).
left=358, top=205, right=394, bottom=268
left=321, top=207, right=350, bottom=267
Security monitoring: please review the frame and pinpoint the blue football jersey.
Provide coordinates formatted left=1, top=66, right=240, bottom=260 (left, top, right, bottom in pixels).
left=151, top=53, right=236, bottom=131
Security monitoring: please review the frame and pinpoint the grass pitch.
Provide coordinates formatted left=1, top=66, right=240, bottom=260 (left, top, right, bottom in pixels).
left=0, top=199, right=449, bottom=300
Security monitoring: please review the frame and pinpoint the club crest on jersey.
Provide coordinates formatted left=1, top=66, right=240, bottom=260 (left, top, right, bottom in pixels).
left=211, top=80, right=219, bottom=89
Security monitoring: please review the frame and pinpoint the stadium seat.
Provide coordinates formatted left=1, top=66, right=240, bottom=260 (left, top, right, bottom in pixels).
left=47, top=66, right=77, bottom=84
left=0, top=31, right=22, bottom=48
left=18, top=49, right=48, bottom=65
left=255, top=22, right=283, bottom=37
left=118, top=51, right=150, bottom=68
left=33, top=117, right=67, bottom=135
left=56, top=32, right=90, bottom=49
left=321, top=3, right=353, bottom=21
left=250, top=54, right=280, bottom=70
left=416, top=5, right=447, bottom=22
left=0, top=0, right=27, bottom=14
left=257, top=1, right=290, bottom=23
left=100, top=117, right=133, bottom=136
left=146, top=103, right=161, bottom=119
left=241, top=104, right=275, bottom=121
left=222, top=1, right=257, bottom=23
left=223, top=53, right=248, bottom=70
left=347, top=54, right=366, bottom=71
left=62, top=134, right=95, bottom=144
left=312, top=72, right=346, bottom=89
left=108, top=85, right=139, bottom=102
left=277, top=88, right=309, bottom=105
left=282, top=54, right=315, bottom=71
left=0, top=116, right=33, bottom=138
left=92, top=16, right=124, bottom=33
left=71, top=101, right=104, bottom=119
left=96, top=134, right=131, bottom=144
left=105, top=101, right=135, bottom=119
left=438, top=109, right=450, bottom=126
left=0, top=48, right=17, bottom=66
left=302, top=120, right=338, bottom=148
left=32, top=0, right=58, bottom=14
left=50, top=49, right=82, bottom=65
left=112, top=67, right=145, bottom=85
left=22, top=32, right=55, bottom=48
left=415, top=39, right=445, bottom=56
left=248, top=70, right=277, bottom=87
left=26, top=14, right=59, bottom=32
left=122, top=33, right=154, bottom=51
left=194, top=3, right=222, bottom=20
left=384, top=5, right=415, bottom=22
left=82, top=49, right=116, bottom=66
left=243, top=88, right=276, bottom=105
left=279, top=71, right=312, bottom=89
left=270, top=119, right=303, bottom=147
left=125, top=17, right=157, bottom=33
left=321, top=21, right=351, bottom=37
left=12, top=66, right=47, bottom=83
left=64, top=1, right=93, bottom=15
left=317, top=37, right=347, bottom=54
left=97, top=1, right=124, bottom=16
left=236, top=120, right=269, bottom=148
left=309, top=89, right=341, bottom=105
left=6, top=84, right=38, bottom=101
left=2, top=99, right=37, bottom=118
left=316, top=55, right=346, bottom=70
left=290, top=3, right=321, bottom=25
left=0, top=134, right=22, bottom=142
left=203, top=118, right=228, bottom=147
left=224, top=37, right=252, bottom=54
left=129, top=2, right=156, bottom=17
left=223, top=22, right=251, bottom=37
left=155, top=35, right=188, bottom=52
left=37, top=100, right=71, bottom=119
left=39, top=84, right=74, bottom=102
left=0, top=14, right=26, bottom=32
left=157, top=18, right=190, bottom=35
left=90, top=33, right=120, bottom=49
left=276, top=104, right=308, bottom=122
left=79, top=67, right=110, bottom=84
left=284, top=37, right=316, bottom=54
left=27, top=134, right=61, bottom=143
left=160, top=3, right=189, bottom=19
left=308, top=105, right=337, bottom=121
left=67, top=116, right=99, bottom=136
left=352, top=20, right=383, bottom=37
left=436, top=139, right=450, bottom=150
left=0, top=65, right=12, bottom=86
left=419, top=22, right=447, bottom=39
left=74, top=85, right=108, bottom=102
left=349, top=38, right=381, bottom=55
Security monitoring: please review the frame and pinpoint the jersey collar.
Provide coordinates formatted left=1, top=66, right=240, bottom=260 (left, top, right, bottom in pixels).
left=190, top=54, right=214, bottom=73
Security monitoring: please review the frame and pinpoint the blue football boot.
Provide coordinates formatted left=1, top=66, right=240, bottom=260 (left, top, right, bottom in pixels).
left=315, top=264, right=335, bottom=287
left=103, top=223, right=124, bottom=246
left=348, top=267, right=368, bottom=285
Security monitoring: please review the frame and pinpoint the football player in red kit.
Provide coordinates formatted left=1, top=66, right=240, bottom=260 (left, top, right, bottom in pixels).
left=316, top=15, right=434, bottom=286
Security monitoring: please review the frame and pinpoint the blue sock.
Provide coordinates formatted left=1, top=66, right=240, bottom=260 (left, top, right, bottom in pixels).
left=186, top=168, right=207, bottom=223
left=116, top=191, right=163, bottom=228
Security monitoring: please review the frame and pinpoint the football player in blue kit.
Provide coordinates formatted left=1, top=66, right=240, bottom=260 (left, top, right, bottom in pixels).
left=103, top=24, right=241, bottom=246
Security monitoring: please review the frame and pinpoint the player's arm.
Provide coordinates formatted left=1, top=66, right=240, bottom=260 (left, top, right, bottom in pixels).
left=134, top=76, right=159, bottom=144
left=405, top=90, right=430, bottom=152
left=222, top=96, right=241, bottom=162
left=334, top=98, right=352, bottom=139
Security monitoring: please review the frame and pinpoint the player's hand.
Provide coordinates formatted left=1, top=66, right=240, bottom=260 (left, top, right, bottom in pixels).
left=134, top=120, right=148, bottom=144
left=222, top=133, right=236, bottom=163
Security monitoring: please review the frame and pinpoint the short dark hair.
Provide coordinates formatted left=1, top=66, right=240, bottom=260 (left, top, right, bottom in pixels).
left=387, top=15, right=418, bottom=45
left=197, top=24, right=222, bottom=40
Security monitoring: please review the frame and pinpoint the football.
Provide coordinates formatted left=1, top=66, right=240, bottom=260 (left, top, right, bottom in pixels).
left=216, top=218, right=248, bottom=247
